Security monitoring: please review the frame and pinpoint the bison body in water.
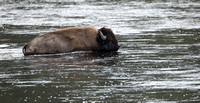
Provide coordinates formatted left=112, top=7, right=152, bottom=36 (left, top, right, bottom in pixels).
left=23, top=26, right=119, bottom=56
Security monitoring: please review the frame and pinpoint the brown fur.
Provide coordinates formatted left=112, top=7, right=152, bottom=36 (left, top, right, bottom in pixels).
left=23, top=26, right=119, bottom=56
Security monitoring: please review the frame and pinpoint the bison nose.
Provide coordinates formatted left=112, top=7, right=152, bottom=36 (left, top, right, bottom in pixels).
left=118, top=45, right=120, bottom=48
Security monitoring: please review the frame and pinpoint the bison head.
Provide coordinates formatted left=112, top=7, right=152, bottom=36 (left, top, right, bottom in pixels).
left=96, top=27, right=120, bottom=51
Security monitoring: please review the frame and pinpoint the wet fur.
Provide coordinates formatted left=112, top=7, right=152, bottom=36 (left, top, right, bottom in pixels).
left=23, top=26, right=119, bottom=56
left=96, top=27, right=119, bottom=51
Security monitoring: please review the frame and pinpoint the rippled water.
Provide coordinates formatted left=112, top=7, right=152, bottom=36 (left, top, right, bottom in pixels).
left=0, top=0, right=200, bottom=102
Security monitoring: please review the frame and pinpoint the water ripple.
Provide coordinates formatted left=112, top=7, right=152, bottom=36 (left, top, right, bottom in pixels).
left=0, top=0, right=200, bottom=102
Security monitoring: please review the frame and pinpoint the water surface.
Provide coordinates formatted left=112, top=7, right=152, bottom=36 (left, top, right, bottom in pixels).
left=0, top=0, right=200, bottom=102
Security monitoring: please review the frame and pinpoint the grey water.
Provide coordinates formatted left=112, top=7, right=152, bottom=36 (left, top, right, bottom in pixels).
left=0, top=0, right=200, bottom=102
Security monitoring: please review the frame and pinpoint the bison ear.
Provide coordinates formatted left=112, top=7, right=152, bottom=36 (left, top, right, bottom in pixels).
left=99, top=31, right=107, bottom=40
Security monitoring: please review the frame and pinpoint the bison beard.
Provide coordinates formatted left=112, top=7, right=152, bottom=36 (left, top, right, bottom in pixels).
left=23, top=26, right=119, bottom=56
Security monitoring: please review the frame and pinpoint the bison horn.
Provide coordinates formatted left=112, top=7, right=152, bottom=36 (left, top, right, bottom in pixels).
left=99, top=31, right=107, bottom=40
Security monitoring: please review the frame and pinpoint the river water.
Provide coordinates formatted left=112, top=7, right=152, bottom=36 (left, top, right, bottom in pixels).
left=0, top=0, right=200, bottom=102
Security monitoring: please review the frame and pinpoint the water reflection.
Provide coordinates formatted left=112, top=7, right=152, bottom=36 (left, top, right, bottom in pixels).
left=24, top=51, right=119, bottom=68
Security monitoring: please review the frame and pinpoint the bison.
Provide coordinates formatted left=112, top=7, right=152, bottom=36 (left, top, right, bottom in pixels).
left=23, top=26, right=120, bottom=56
